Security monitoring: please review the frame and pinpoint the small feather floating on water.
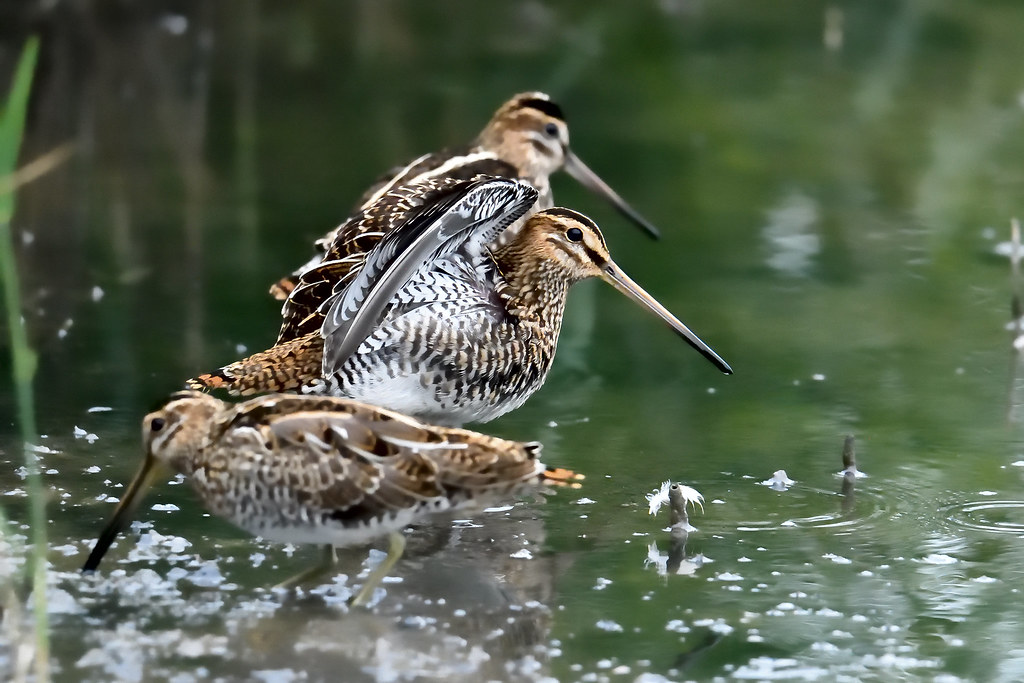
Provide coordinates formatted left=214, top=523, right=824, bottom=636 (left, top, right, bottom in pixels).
left=761, top=470, right=795, bottom=491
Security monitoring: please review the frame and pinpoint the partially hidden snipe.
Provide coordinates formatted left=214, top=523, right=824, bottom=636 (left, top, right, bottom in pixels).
left=271, top=91, right=660, bottom=299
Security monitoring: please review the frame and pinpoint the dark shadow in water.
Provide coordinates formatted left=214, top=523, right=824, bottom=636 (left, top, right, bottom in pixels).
left=673, top=630, right=724, bottom=673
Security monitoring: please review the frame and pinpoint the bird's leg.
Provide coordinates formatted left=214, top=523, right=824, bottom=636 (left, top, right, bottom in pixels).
left=273, top=544, right=339, bottom=590
left=349, top=532, right=406, bottom=608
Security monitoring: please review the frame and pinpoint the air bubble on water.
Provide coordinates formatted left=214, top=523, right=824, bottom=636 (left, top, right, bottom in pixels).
left=175, top=635, right=229, bottom=659
left=595, top=620, right=623, bottom=633
left=693, top=618, right=734, bottom=635
left=761, top=470, right=794, bottom=490
left=187, top=561, right=225, bottom=588
left=44, top=587, right=84, bottom=615
left=73, top=426, right=100, bottom=443
left=166, top=567, right=189, bottom=582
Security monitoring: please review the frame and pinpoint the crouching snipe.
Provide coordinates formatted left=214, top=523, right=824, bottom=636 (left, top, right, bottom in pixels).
left=81, top=391, right=580, bottom=606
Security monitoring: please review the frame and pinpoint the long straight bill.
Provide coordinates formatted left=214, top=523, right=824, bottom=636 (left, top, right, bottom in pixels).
left=81, top=454, right=165, bottom=571
left=601, top=263, right=733, bottom=374
left=564, top=149, right=661, bottom=240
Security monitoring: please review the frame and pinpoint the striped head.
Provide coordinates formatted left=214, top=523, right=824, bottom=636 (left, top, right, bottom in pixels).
left=477, top=92, right=569, bottom=185
left=510, top=208, right=733, bottom=375
left=477, top=93, right=661, bottom=239
left=82, top=391, right=225, bottom=572
left=143, top=391, right=223, bottom=476
left=512, top=207, right=613, bottom=286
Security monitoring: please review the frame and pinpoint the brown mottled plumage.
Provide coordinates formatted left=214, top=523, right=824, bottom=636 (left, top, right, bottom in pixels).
left=270, top=91, right=659, bottom=300
left=82, top=391, right=580, bottom=604
left=188, top=185, right=731, bottom=425
left=278, top=176, right=482, bottom=344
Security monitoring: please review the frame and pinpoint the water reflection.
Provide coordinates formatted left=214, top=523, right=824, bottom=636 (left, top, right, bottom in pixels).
left=761, top=191, right=822, bottom=278
left=645, top=530, right=707, bottom=578
left=69, top=503, right=565, bottom=681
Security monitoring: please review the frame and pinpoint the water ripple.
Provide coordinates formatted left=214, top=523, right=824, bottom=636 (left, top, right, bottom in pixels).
left=735, top=479, right=892, bottom=533
left=941, top=499, right=1024, bottom=535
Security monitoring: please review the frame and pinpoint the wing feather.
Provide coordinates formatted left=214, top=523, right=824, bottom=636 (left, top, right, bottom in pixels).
left=205, top=394, right=551, bottom=523
left=321, top=177, right=538, bottom=375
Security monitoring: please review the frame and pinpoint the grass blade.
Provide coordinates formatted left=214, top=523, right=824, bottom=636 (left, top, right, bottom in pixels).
left=0, top=36, right=50, bottom=682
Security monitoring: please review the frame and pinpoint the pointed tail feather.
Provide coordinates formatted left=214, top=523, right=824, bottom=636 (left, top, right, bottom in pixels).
left=541, top=467, right=585, bottom=488
left=520, top=441, right=584, bottom=488
left=269, top=276, right=296, bottom=301
left=185, top=333, right=324, bottom=395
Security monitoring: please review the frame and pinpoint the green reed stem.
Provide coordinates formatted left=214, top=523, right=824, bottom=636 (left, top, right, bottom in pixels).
left=0, top=37, right=50, bottom=681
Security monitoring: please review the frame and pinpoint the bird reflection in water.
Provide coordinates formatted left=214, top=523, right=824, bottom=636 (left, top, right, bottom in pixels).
left=644, top=481, right=708, bottom=576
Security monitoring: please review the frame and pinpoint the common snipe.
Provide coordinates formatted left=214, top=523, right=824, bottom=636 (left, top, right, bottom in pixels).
left=81, top=391, right=580, bottom=606
left=189, top=177, right=731, bottom=425
left=271, top=91, right=659, bottom=299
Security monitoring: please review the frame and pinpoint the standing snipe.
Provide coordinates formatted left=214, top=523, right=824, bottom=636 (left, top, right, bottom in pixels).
left=271, top=91, right=659, bottom=299
left=81, top=391, right=580, bottom=606
left=189, top=177, right=731, bottom=425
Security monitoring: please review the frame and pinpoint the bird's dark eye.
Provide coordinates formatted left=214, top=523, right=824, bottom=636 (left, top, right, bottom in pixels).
left=150, top=417, right=166, bottom=432
left=544, top=122, right=559, bottom=138
left=566, top=227, right=584, bottom=242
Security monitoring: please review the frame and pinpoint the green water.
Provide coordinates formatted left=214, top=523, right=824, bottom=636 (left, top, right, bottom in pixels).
left=4, top=1, right=1024, bottom=680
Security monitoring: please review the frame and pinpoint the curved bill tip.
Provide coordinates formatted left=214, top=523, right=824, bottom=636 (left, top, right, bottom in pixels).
left=82, top=454, right=163, bottom=573
left=563, top=150, right=661, bottom=240
left=601, top=263, right=732, bottom=375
